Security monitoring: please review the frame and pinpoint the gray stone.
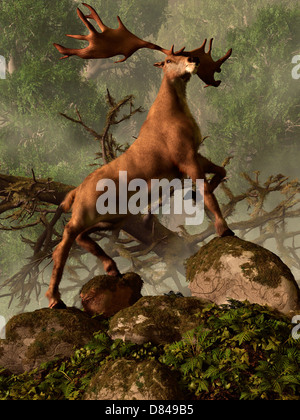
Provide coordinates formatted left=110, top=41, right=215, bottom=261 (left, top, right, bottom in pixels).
left=84, top=359, right=184, bottom=400
left=0, top=307, right=104, bottom=374
left=186, top=236, right=300, bottom=314
left=108, top=295, right=212, bottom=345
left=80, top=272, right=143, bottom=317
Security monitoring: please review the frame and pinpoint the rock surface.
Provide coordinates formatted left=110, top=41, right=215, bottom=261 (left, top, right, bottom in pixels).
left=0, top=307, right=104, bottom=374
left=84, top=358, right=184, bottom=400
left=80, top=273, right=143, bottom=317
left=109, top=295, right=212, bottom=345
left=187, top=236, right=300, bottom=314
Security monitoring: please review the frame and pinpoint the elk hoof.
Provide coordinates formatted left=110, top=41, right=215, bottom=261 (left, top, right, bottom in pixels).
left=107, top=267, right=122, bottom=277
left=221, top=228, right=235, bottom=237
left=51, top=300, right=67, bottom=309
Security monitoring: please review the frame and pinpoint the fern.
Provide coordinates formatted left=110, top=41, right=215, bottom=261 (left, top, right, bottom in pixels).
left=1, top=301, right=299, bottom=400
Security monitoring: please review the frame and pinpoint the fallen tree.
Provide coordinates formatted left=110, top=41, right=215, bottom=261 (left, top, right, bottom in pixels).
left=0, top=92, right=299, bottom=310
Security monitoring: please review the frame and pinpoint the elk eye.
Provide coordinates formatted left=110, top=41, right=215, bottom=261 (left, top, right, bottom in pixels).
left=166, top=59, right=172, bottom=64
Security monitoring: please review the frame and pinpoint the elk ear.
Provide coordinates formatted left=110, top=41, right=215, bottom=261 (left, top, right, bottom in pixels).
left=154, top=61, right=164, bottom=68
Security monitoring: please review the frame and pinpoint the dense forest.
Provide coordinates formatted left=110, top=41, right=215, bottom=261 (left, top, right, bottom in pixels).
left=0, top=0, right=299, bottom=319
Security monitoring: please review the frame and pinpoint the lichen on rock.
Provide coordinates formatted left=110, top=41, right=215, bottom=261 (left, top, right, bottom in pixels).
left=0, top=307, right=105, bottom=374
left=84, top=358, right=184, bottom=400
left=187, top=236, right=300, bottom=314
left=108, top=295, right=212, bottom=345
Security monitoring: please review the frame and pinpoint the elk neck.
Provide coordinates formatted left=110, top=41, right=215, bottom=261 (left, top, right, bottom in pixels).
left=141, top=72, right=202, bottom=148
left=150, top=74, right=191, bottom=117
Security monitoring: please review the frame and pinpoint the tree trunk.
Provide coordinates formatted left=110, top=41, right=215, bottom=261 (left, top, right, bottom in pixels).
left=0, top=173, right=198, bottom=271
left=0, top=174, right=75, bottom=206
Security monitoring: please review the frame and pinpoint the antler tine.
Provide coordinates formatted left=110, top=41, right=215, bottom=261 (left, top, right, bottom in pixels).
left=175, top=46, right=186, bottom=55
left=81, top=3, right=108, bottom=32
left=183, top=38, right=232, bottom=87
left=116, top=16, right=127, bottom=31
left=76, top=6, right=97, bottom=34
left=207, top=38, right=213, bottom=56
left=217, top=48, right=233, bottom=66
left=54, top=3, right=169, bottom=62
left=199, top=39, right=207, bottom=52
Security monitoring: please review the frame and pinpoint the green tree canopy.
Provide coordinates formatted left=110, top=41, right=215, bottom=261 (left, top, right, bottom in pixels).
left=158, top=2, right=299, bottom=188
left=0, top=0, right=168, bottom=184
left=205, top=5, right=300, bottom=182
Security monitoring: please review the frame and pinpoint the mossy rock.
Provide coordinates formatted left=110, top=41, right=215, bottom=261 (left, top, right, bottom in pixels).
left=80, top=272, right=143, bottom=317
left=108, top=295, right=212, bottom=345
left=0, top=307, right=105, bottom=374
left=84, top=358, right=184, bottom=400
left=186, top=236, right=300, bottom=314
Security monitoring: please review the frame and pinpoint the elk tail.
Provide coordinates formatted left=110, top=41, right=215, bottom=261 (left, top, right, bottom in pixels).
left=60, top=188, right=77, bottom=212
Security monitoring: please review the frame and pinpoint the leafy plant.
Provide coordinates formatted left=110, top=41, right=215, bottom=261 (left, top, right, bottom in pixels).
left=1, top=300, right=299, bottom=400
left=161, top=300, right=300, bottom=400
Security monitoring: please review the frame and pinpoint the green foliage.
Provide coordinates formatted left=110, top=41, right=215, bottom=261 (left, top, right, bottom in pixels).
left=162, top=2, right=299, bottom=188
left=0, top=0, right=167, bottom=283
left=203, top=5, right=300, bottom=183
left=0, top=330, right=163, bottom=400
left=0, top=0, right=168, bottom=183
left=162, top=300, right=300, bottom=400
left=0, top=0, right=105, bottom=184
left=0, top=301, right=299, bottom=400
left=0, top=0, right=299, bottom=343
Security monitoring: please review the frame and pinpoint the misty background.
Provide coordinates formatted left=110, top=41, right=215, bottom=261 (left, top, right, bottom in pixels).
left=0, top=0, right=299, bottom=321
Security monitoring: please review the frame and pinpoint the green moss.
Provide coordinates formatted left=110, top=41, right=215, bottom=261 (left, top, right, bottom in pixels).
left=186, top=236, right=296, bottom=289
left=86, top=358, right=183, bottom=400
left=1, top=300, right=299, bottom=400
left=109, top=295, right=211, bottom=345
left=3, top=307, right=107, bottom=373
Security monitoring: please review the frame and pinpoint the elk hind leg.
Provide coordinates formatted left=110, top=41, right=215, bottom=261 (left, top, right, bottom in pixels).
left=46, top=221, right=80, bottom=308
left=76, top=230, right=120, bottom=276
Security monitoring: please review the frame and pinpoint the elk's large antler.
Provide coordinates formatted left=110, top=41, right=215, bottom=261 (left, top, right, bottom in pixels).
left=53, top=3, right=168, bottom=62
left=182, top=39, right=232, bottom=87
left=54, top=3, right=232, bottom=86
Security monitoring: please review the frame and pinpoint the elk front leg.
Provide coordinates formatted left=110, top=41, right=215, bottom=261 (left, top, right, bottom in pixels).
left=203, top=180, right=234, bottom=236
left=197, top=155, right=227, bottom=193
left=46, top=222, right=79, bottom=308
left=179, top=158, right=234, bottom=237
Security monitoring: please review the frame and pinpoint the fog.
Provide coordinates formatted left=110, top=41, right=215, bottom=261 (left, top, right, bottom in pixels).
left=0, top=0, right=299, bottom=320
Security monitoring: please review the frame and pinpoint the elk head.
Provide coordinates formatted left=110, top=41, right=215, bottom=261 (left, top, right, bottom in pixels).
left=154, top=46, right=200, bottom=82
left=54, top=3, right=232, bottom=87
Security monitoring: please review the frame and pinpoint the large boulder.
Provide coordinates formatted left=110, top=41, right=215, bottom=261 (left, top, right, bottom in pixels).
left=186, top=236, right=300, bottom=314
left=84, top=359, right=184, bottom=400
left=80, top=273, right=143, bottom=317
left=0, top=307, right=104, bottom=374
left=108, top=295, right=212, bottom=345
